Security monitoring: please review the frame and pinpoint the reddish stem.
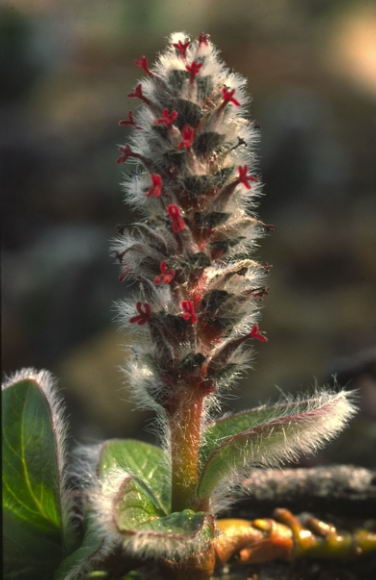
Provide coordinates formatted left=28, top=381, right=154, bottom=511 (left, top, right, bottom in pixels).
left=169, top=388, right=207, bottom=512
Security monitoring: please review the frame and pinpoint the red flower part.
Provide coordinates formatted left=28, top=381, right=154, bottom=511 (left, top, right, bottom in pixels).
left=222, top=86, right=241, bottom=107
left=167, top=204, right=186, bottom=232
left=146, top=174, right=163, bottom=198
left=237, top=165, right=258, bottom=189
left=181, top=301, right=198, bottom=324
left=154, top=108, right=178, bottom=126
left=129, top=302, right=152, bottom=325
left=186, top=60, right=203, bottom=83
left=250, top=287, right=269, bottom=300
left=172, top=40, right=191, bottom=57
left=118, top=265, right=129, bottom=283
left=128, top=83, right=149, bottom=104
left=249, top=323, right=268, bottom=342
left=177, top=125, right=194, bottom=150
left=263, top=222, right=276, bottom=232
left=134, top=55, right=152, bottom=76
left=116, top=144, right=133, bottom=164
left=153, top=261, right=176, bottom=284
left=119, top=111, right=136, bottom=127
left=198, top=32, right=210, bottom=46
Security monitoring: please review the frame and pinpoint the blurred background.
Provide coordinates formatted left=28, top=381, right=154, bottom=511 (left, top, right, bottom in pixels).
left=2, top=0, right=376, bottom=466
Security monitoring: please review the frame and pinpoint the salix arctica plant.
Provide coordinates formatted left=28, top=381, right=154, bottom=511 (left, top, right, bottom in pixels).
left=4, top=32, right=374, bottom=580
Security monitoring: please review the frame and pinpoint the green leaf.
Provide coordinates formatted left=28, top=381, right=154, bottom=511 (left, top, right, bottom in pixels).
left=98, top=439, right=170, bottom=514
left=54, top=516, right=105, bottom=580
left=2, top=372, right=66, bottom=578
left=113, top=475, right=215, bottom=558
left=200, top=402, right=312, bottom=465
left=198, top=392, right=356, bottom=500
left=4, top=508, right=63, bottom=580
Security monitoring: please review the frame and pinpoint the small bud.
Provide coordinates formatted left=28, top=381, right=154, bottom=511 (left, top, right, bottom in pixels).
left=186, top=61, right=203, bottom=84
left=154, top=109, right=178, bottom=126
left=116, top=144, right=133, bottom=164
left=222, top=86, right=240, bottom=107
left=129, top=302, right=152, bottom=325
left=172, top=40, right=191, bottom=58
left=134, top=55, right=153, bottom=76
left=167, top=205, right=186, bottom=232
left=153, top=261, right=176, bottom=284
left=128, top=83, right=150, bottom=105
left=181, top=301, right=198, bottom=324
left=198, top=33, right=210, bottom=46
left=249, top=324, right=268, bottom=342
left=177, top=125, right=194, bottom=150
left=237, top=165, right=258, bottom=189
left=118, top=112, right=136, bottom=127
left=146, top=174, right=163, bottom=198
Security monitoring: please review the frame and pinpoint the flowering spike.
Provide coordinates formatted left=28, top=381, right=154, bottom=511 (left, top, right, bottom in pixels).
left=129, top=302, right=152, bottom=325
left=249, top=323, right=268, bottom=342
left=198, top=32, right=210, bottom=46
left=146, top=174, right=163, bottom=198
left=237, top=165, right=258, bottom=189
left=167, top=205, right=186, bottom=232
left=153, top=261, right=176, bottom=284
left=172, top=40, right=191, bottom=58
left=110, top=34, right=357, bottom=550
left=177, top=125, right=194, bottom=150
left=154, top=109, right=178, bottom=126
left=222, top=86, right=241, bottom=107
left=181, top=301, right=198, bottom=324
left=186, top=61, right=203, bottom=83
left=134, top=55, right=153, bottom=76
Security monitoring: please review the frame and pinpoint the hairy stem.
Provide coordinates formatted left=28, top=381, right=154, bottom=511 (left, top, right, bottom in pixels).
left=169, top=388, right=205, bottom=512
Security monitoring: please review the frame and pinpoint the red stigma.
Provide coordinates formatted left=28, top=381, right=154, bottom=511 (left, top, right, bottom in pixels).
left=153, top=261, right=176, bottom=284
left=119, top=111, right=136, bottom=127
left=237, top=166, right=258, bottom=189
left=116, top=144, right=133, bottom=164
left=186, top=61, right=203, bottom=83
left=130, top=302, right=152, bottom=325
left=146, top=174, right=163, bottom=198
left=134, top=56, right=152, bottom=76
left=222, top=86, right=241, bottom=107
left=172, top=40, right=191, bottom=58
left=128, top=83, right=148, bottom=103
left=181, top=301, right=198, bottom=324
left=177, top=125, right=194, bottom=150
left=167, top=205, right=186, bottom=233
left=198, top=33, right=210, bottom=46
left=154, top=109, right=178, bottom=126
left=249, top=324, right=268, bottom=342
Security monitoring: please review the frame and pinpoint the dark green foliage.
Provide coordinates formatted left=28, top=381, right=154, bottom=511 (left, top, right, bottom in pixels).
left=168, top=69, right=188, bottom=92
left=170, top=98, right=203, bottom=129
left=194, top=211, right=230, bottom=229
left=179, top=352, right=206, bottom=371
left=182, top=174, right=214, bottom=196
left=163, top=148, right=186, bottom=168
left=213, top=166, right=235, bottom=188
left=196, top=75, right=214, bottom=101
left=152, top=124, right=169, bottom=140
left=200, top=290, right=232, bottom=314
left=209, top=236, right=246, bottom=255
left=188, top=252, right=212, bottom=269
left=194, top=131, right=224, bottom=157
